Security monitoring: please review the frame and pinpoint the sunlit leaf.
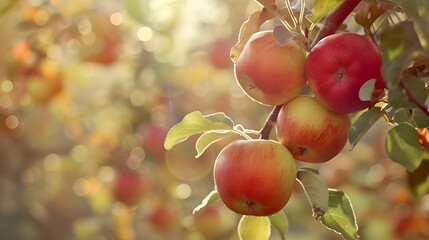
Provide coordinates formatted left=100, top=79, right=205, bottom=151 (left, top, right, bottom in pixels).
left=385, top=123, right=429, bottom=172
left=192, top=189, right=220, bottom=214
left=354, top=1, right=397, bottom=29
left=204, top=112, right=235, bottom=127
left=399, top=0, right=429, bottom=54
left=306, top=0, right=343, bottom=25
left=269, top=211, right=288, bottom=240
left=238, top=215, right=271, bottom=240
left=348, top=107, right=385, bottom=150
left=380, top=21, right=423, bottom=89
left=408, top=160, right=429, bottom=199
left=321, top=190, right=359, bottom=240
left=230, top=10, right=265, bottom=63
left=297, top=169, right=329, bottom=219
left=195, top=131, right=237, bottom=157
left=164, top=111, right=234, bottom=150
left=358, top=79, right=376, bottom=102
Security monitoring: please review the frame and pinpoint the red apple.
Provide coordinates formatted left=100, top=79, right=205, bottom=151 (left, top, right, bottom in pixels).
left=234, top=30, right=307, bottom=106
left=139, top=123, right=168, bottom=161
left=306, top=32, right=385, bottom=114
left=276, top=96, right=351, bottom=163
left=206, top=38, right=234, bottom=69
left=214, top=139, right=296, bottom=216
left=112, top=170, right=147, bottom=207
left=146, top=204, right=178, bottom=230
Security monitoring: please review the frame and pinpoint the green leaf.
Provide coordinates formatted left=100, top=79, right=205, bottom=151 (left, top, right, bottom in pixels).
left=399, top=0, right=429, bottom=54
left=192, top=190, right=220, bottom=215
left=413, top=108, right=429, bottom=128
left=408, top=160, right=429, bottom=199
left=389, top=75, right=428, bottom=109
left=306, top=0, right=343, bottom=25
left=321, top=190, right=359, bottom=240
left=204, top=112, right=235, bottom=127
left=348, top=107, right=385, bottom=150
left=380, top=21, right=423, bottom=89
left=269, top=211, right=288, bottom=240
left=358, top=79, right=376, bottom=102
left=385, top=123, right=429, bottom=172
left=297, top=169, right=329, bottom=219
left=195, top=131, right=237, bottom=157
left=238, top=215, right=271, bottom=240
left=164, top=111, right=234, bottom=150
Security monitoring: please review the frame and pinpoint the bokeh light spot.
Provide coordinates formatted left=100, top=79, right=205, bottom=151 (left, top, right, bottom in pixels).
left=137, top=26, right=153, bottom=42
left=175, top=183, right=192, bottom=199
left=5, top=115, right=19, bottom=129
left=110, top=12, right=123, bottom=25
left=1, top=80, right=13, bottom=93
left=44, top=154, right=61, bottom=171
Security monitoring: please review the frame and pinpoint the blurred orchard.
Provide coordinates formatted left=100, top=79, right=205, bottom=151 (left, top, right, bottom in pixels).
left=0, top=0, right=427, bottom=240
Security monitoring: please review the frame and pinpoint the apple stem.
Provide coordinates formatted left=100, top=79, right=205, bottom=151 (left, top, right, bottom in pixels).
left=259, top=0, right=361, bottom=140
left=259, top=105, right=282, bottom=139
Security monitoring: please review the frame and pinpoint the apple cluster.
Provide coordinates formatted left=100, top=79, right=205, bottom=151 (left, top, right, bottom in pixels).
left=214, top=30, right=385, bottom=216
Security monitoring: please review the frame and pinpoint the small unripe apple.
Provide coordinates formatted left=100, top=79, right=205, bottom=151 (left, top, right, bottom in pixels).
left=306, top=32, right=385, bottom=114
left=276, top=96, right=350, bottom=163
left=112, top=170, right=147, bottom=207
left=234, top=30, right=307, bottom=106
left=214, top=139, right=296, bottom=216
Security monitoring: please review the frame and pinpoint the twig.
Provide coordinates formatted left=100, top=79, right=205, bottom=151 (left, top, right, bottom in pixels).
left=310, top=0, right=362, bottom=49
left=259, top=105, right=282, bottom=139
left=399, top=80, right=429, bottom=117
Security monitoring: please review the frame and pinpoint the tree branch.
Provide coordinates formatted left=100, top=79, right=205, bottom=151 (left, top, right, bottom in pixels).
left=399, top=80, right=429, bottom=117
left=258, top=0, right=362, bottom=139
left=310, top=0, right=362, bottom=49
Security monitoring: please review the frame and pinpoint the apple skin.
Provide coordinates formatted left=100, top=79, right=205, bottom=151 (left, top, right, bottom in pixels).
left=214, top=139, right=296, bottom=216
left=112, top=170, right=147, bottom=207
left=234, top=30, right=307, bottom=106
left=306, top=32, right=385, bottom=114
left=276, top=96, right=351, bottom=163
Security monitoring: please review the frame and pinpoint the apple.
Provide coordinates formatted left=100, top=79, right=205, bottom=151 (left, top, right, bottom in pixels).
left=194, top=202, right=237, bottom=239
left=214, top=139, right=296, bottom=216
left=139, top=123, right=168, bottom=161
left=306, top=32, right=385, bottom=114
left=234, top=30, right=307, bottom=106
left=206, top=38, right=234, bottom=69
left=276, top=96, right=350, bottom=163
left=146, top=204, right=178, bottom=230
left=112, top=170, right=147, bottom=207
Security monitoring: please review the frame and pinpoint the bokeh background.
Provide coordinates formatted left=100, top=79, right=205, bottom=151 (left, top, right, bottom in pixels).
left=0, top=0, right=428, bottom=239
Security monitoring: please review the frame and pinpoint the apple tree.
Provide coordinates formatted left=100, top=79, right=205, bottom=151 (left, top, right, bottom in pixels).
left=164, top=0, right=429, bottom=239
